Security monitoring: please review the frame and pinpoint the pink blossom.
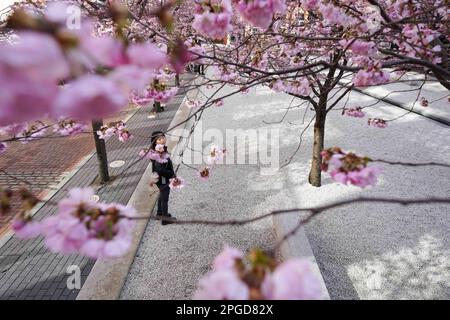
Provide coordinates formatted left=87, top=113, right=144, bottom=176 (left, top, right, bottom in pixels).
left=212, top=65, right=238, bottom=82
left=154, top=69, right=176, bottom=82
left=54, top=75, right=127, bottom=121
left=270, top=79, right=287, bottom=93
left=212, top=246, right=244, bottom=270
left=368, top=118, right=388, bottom=128
left=0, top=122, right=28, bottom=137
left=12, top=218, right=42, bottom=239
left=150, top=87, right=178, bottom=104
left=353, top=69, right=390, bottom=87
left=420, top=97, right=429, bottom=107
left=339, top=39, right=377, bottom=57
left=169, top=40, right=193, bottom=74
left=139, top=148, right=151, bottom=158
left=300, top=0, right=319, bottom=10
left=347, top=166, right=381, bottom=188
left=330, top=170, right=349, bottom=185
left=54, top=120, right=87, bottom=136
left=240, top=87, right=250, bottom=94
left=261, top=259, right=323, bottom=300
left=193, top=269, right=250, bottom=300
left=80, top=35, right=128, bottom=68
left=0, top=143, right=6, bottom=154
left=0, top=31, right=70, bottom=82
left=169, top=177, right=185, bottom=190
left=322, top=148, right=382, bottom=188
left=57, top=188, right=97, bottom=216
left=0, top=72, right=57, bottom=126
left=45, top=2, right=72, bottom=24
left=199, top=167, right=211, bottom=180
left=343, top=107, right=365, bottom=118
left=318, top=3, right=356, bottom=27
left=237, top=0, right=286, bottom=30
left=127, top=42, right=167, bottom=70
left=19, top=122, right=47, bottom=144
left=193, top=0, right=233, bottom=40
left=130, top=91, right=154, bottom=106
left=81, top=232, right=132, bottom=259
left=285, top=79, right=311, bottom=96
left=145, top=150, right=170, bottom=163
left=329, top=154, right=344, bottom=169
left=214, top=99, right=224, bottom=107
left=109, top=65, right=154, bottom=94
left=186, top=100, right=202, bottom=110
left=187, top=45, right=207, bottom=64
left=97, top=126, right=116, bottom=140
left=42, top=213, right=89, bottom=255
left=80, top=204, right=135, bottom=259
left=117, top=129, right=133, bottom=143
left=207, top=145, right=225, bottom=164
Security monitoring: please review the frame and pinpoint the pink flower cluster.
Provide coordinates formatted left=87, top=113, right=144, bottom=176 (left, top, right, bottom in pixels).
left=193, top=246, right=323, bottom=300
left=148, top=87, right=179, bottom=104
left=207, top=145, right=226, bottom=164
left=199, top=167, right=212, bottom=180
left=321, top=148, right=382, bottom=188
left=339, top=40, right=377, bottom=57
left=353, top=68, right=390, bottom=87
left=97, top=121, right=133, bottom=143
left=368, top=118, right=388, bottom=128
left=169, top=177, right=186, bottom=190
left=270, top=79, right=287, bottom=93
left=186, top=100, right=202, bottom=110
left=139, top=147, right=170, bottom=164
left=397, top=24, right=442, bottom=64
left=53, top=119, right=87, bottom=137
left=342, top=107, right=365, bottom=118
left=0, top=143, right=6, bottom=155
left=193, top=0, right=233, bottom=40
left=132, top=80, right=178, bottom=106
left=317, top=3, right=358, bottom=28
left=300, top=0, right=319, bottom=11
left=420, top=97, right=429, bottom=107
left=0, top=4, right=168, bottom=127
left=251, top=52, right=269, bottom=69
left=285, top=79, right=311, bottom=96
left=12, top=188, right=136, bottom=259
left=13, top=122, right=48, bottom=144
left=269, top=78, right=311, bottom=96
left=0, top=122, right=43, bottom=145
left=213, top=65, right=238, bottom=82
left=237, top=0, right=287, bottom=30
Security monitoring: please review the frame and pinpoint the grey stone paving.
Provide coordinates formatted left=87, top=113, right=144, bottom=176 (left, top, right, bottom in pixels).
left=0, top=75, right=194, bottom=300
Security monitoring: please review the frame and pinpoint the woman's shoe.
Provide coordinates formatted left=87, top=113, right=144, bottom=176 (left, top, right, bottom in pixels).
left=161, top=215, right=176, bottom=225
left=156, top=212, right=171, bottom=220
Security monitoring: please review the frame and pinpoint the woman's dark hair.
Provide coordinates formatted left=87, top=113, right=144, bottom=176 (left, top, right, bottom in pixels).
left=150, top=131, right=168, bottom=152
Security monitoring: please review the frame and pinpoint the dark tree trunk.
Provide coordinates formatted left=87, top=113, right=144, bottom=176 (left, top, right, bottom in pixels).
left=91, top=120, right=110, bottom=184
left=308, top=107, right=326, bottom=187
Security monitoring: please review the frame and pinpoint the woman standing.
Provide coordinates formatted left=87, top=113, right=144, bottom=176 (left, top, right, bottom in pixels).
left=150, top=131, right=177, bottom=225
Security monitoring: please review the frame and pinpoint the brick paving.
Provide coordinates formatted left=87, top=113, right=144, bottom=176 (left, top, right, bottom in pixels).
left=0, top=105, right=142, bottom=238
left=0, top=75, right=193, bottom=300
